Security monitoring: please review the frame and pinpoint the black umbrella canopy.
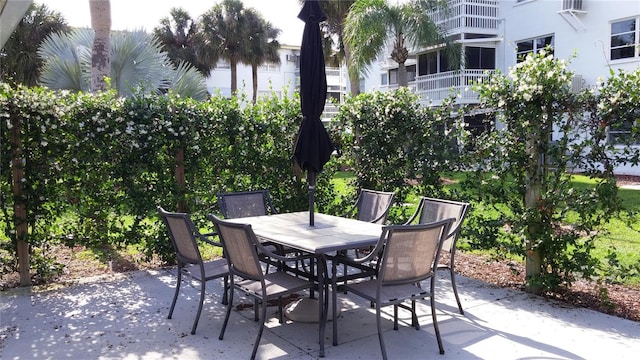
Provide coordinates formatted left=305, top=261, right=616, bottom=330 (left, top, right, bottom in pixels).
left=294, top=0, right=335, bottom=226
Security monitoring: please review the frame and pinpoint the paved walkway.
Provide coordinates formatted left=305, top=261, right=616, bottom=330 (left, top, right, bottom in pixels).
left=1, top=269, right=639, bottom=359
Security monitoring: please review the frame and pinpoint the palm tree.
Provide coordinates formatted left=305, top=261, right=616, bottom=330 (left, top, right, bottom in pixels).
left=345, top=0, right=459, bottom=87
left=244, top=9, right=281, bottom=103
left=38, top=29, right=208, bottom=100
left=89, top=0, right=111, bottom=92
left=199, top=0, right=249, bottom=95
left=0, top=3, right=69, bottom=86
left=154, top=7, right=215, bottom=77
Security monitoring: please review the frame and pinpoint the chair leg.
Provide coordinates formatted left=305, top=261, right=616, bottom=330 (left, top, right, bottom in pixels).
left=278, top=296, right=283, bottom=323
left=430, top=285, right=445, bottom=355
left=191, top=280, right=206, bottom=335
left=411, top=300, right=419, bottom=330
left=376, top=304, right=388, bottom=360
left=219, top=286, right=234, bottom=340
left=450, top=267, right=464, bottom=315
left=393, top=305, right=399, bottom=330
left=342, top=260, right=348, bottom=294
left=254, top=298, right=259, bottom=321
left=222, top=276, right=229, bottom=306
left=168, top=269, right=182, bottom=319
left=251, top=299, right=269, bottom=360
left=332, top=266, right=339, bottom=346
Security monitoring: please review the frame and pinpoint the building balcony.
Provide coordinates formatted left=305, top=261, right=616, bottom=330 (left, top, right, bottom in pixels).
left=381, top=69, right=496, bottom=106
left=430, top=0, right=500, bottom=37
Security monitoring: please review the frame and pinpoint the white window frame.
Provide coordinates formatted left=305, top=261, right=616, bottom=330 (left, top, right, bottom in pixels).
left=259, top=62, right=280, bottom=72
left=516, top=35, right=554, bottom=62
left=610, top=17, right=639, bottom=61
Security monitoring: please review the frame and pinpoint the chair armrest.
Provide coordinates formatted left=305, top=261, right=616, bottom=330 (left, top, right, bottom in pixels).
left=254, top=241, right=315, bottom=263
left=197, top=232, right=223, bottom=247
left=404, top=199, right=424, bottom=225
left=334, top=247, right=380, bottom=266
left=340, top=205, right=356, bottom=219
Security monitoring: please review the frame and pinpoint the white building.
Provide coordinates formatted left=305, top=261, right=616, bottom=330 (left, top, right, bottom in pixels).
left=203, top=0, right=640, bottom=173
left=368, top=0, right=640, bottom=174
left=205, top=44, right=348, bottom=122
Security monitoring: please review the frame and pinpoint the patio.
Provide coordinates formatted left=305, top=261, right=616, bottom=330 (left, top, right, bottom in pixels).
left=2, top=268, right=638, bottom=359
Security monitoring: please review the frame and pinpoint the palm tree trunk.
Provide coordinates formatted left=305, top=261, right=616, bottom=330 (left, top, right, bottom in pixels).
left=343, top=42, right=360, bottom=95
left=397, top=62, right=408, bottom=87
left=230, top=60, right=238, bottom=94
left=252, top=64, right=258, bottom=103
left=90, top=0, right=111, bottom=92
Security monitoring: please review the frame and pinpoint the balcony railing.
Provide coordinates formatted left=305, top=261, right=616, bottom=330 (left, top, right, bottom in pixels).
left=429, top=0, right=499, bottom=35
left=415, top=69, right=494, bottom=104
left=381, top=69, right=495, bottom=105
left=322, top=103, right=339, bottom=122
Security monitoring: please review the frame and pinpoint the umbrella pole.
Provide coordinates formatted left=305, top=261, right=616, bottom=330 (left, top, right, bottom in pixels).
left=308, top=171, right=315, bottom=226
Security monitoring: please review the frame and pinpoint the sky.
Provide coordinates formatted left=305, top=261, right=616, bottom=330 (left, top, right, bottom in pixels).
left=44, top=0, right=306, bottom=46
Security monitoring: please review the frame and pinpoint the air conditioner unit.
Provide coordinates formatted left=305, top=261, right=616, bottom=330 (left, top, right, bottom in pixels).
left=562, top=0, right=583, bottom=11
left=571, top=74, right=584, bottom=93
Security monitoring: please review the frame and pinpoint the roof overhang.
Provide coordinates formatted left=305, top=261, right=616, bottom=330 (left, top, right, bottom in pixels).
left=0, top=0, right=33, bottom=49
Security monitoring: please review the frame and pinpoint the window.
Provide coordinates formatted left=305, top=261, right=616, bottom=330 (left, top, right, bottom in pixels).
left=465, top=47, right=496, bottom=69
left=516, top=35, right=553, bottom=62
left=611, top=18, right=638, bottom=60
left=609, top=121, right=640, bottom=145
left=463, top=113, right=495, bottom=151
left=417, top=50, right=455, bottom=76
left=608, top=109, right=640, bottom=145
left=407, top=64, right=416, bottom=82
left=389, top=69, right=398, bottom=85
left=259, top=62, right=280, bottom=72
left=216, top=60, right=230, bottom=69
left=380, top=73, right=388, bottom=85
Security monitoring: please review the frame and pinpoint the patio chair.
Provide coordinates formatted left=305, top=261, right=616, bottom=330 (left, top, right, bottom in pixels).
left=217, top=190, right=295, bottom=272
left=336, top=189, right=395, bottom=286
left=157, top=206, right=229, bottom=335
left=342, top=188, right=396, bottom=224
left=216, top=190, right=278, bottom=219
left=332, top=219, right=455, bottom=359
left=405, top=197, right=470, bottom=314
left=209, top=214, right=316, bottom=360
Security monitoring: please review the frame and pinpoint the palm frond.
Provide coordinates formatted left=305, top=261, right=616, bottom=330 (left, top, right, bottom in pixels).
left=168, top=61, right=209, bottom=101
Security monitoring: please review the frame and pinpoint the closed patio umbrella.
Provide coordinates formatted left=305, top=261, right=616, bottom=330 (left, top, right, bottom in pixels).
left=294, top=0, right=334, bottom=226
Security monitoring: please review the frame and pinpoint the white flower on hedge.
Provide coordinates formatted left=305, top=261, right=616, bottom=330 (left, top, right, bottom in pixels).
left=41, top=140, right=48, bottom=147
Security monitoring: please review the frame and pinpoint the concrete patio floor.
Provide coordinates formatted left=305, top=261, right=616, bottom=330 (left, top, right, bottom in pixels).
left=1, top=268, right=639, bottom=359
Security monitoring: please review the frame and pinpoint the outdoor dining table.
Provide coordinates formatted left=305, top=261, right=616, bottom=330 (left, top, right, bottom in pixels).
left=224, top=211, right=382, bottom=357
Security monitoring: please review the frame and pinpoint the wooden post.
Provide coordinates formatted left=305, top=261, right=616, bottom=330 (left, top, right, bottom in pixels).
left=524, top=116, right=548, bottom=294
left=11, top=115, right=30, bottom=286
left=174, top=147, right=186, bottom=212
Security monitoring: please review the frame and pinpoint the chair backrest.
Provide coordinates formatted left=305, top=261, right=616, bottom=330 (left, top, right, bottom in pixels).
left=378, top=219, right=454, bottom=286
left=209, top=214, right=263, bottom=281
left=355, top=189, right=395, bottom=224
left=217, top=190, right=277, bottom=219
left=157, top=206, right=203, bottom=265
left=413, top=197, right=470, bottom=253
